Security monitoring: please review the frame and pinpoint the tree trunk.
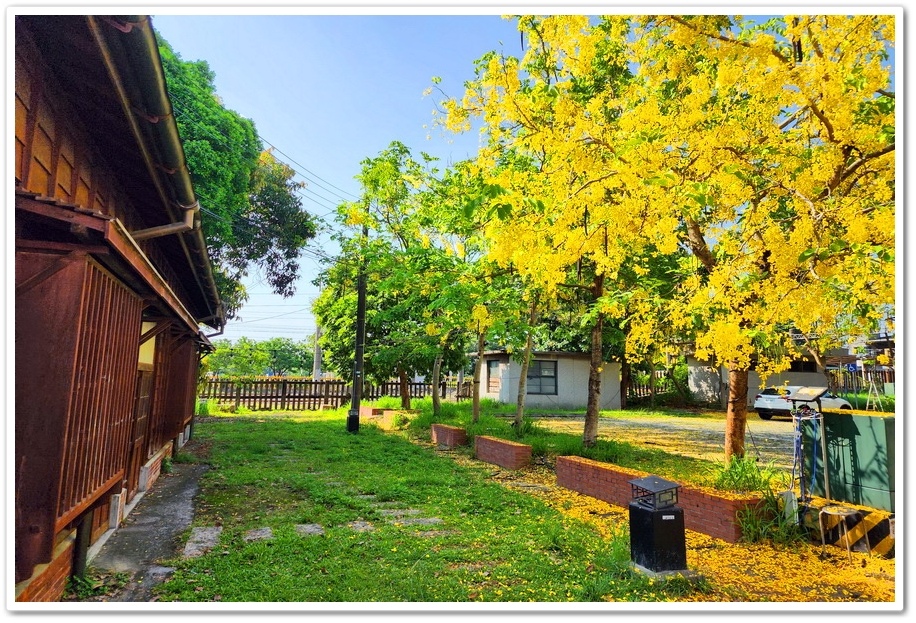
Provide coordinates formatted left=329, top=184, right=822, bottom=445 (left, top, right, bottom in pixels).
left=668, top=365, right=690, bottom=407
left=649, top=358, right=656, bottom=408
left=620, top=358, right=631, bottom=410
left=515, top=296, right=539, bottom=431
left=515, top=340, right=532, bottom=431
left=724, top=367, right=750, bottom=461
left=398, top=367, right=411, bottom=410
left=431, top=353, right=443, bottom=418
left=583, top=274, right=605, bottom=447
left=472, top=331, right=486, bottom=423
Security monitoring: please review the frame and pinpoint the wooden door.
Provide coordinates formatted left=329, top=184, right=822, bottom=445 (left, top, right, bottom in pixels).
left=126, top=369, right=153, bottom=501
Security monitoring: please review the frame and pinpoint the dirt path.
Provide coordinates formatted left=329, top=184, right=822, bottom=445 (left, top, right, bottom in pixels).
left=533, top=412, right=798, bottom=469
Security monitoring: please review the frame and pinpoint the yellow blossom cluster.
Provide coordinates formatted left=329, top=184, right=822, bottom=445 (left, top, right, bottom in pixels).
left=434, top=13, right=894, bottom=406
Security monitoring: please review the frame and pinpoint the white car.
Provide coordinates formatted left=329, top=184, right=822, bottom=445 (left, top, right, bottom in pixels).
left=753, top=386, right=853, bottom=420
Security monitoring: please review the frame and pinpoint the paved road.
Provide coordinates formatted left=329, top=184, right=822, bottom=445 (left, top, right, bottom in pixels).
left=533, top=412, right=799, bottom=469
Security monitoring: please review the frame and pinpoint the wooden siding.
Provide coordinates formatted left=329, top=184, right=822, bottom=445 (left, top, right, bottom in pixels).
left=15, top=250, right=86, bottom=582
left=162, top=338, right=199, bottom=438
left=56, top=259, right=142, bottom=530
left=14, top=24, right=136, bottom=228
left=145, top=330, right=199, bottom=458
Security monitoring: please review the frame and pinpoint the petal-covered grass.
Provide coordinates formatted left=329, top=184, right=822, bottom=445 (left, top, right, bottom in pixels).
left=160, top=406, right=895, bottom=605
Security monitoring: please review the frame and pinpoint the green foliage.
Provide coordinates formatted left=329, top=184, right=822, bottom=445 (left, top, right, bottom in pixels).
left=162, top=456, right=173, bottom=474
left=313, top=142, right=473, bottom=387
left=156, top=36, right=318, bottom=318
left=173, top=450, right=203, bottom=465
left=234, top=151, right=318, bottom=297
left=203, top=337, right=314, bottom=377
left=390, top=413, right=411, bottom=428
left=839, top=392, right=895, bottom=413
left=373, top=396, right=402, bottom=410
left=64, top=568, right=131, bottom=600
left=736, top=489, right=808, bottom=546
left=708, top=457, right=789, bottom=494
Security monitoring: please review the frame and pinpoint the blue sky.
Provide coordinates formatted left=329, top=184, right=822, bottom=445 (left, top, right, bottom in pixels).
left=151, top=11, right=523, bottom=343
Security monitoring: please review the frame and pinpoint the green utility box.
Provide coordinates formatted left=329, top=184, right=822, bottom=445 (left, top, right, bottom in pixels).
left=802, top=411, right=895, bottom=512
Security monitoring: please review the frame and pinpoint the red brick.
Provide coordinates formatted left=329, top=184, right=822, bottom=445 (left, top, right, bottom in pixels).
left=475, top=436, right=532, bottom=470
left=555, top=455, right=762, bottom=543
left=16, top=533, right=75, bottom=602
left=431, top=424, right=468, bottom=448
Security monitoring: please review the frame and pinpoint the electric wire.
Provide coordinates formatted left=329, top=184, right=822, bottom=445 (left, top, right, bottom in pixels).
left=167, top=91, right=354, bottom=215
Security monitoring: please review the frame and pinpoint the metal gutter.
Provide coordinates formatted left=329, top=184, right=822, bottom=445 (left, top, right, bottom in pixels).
left=86, top=15, right=225, bottom=330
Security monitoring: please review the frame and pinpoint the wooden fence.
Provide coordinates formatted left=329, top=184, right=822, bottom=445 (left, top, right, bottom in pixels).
left=198, top=378, right=446, bottom=411
left=628, top=371, right=674, bottom=400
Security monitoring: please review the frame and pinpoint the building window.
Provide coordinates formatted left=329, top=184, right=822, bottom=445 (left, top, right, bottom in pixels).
left=527, top=360, right=557, bottom=395
left=790, top=360, right=818, bottom=373
left=487, top=360, right=501, bottom=393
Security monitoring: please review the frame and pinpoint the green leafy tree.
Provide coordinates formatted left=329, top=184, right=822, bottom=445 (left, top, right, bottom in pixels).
left=260, top=337, right=314, bottom=376
left=157, top=36, right=318, bottom=317
left=204, top=337, right=313, bottom=377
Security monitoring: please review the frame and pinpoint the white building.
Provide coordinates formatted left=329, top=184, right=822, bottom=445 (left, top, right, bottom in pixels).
left=478, top=351, right=622, bottom=411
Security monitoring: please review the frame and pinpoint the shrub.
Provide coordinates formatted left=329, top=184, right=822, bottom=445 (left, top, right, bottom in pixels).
left=737, top=488, right=808, bottom=545
left=708, top=456, right=789, bottom=494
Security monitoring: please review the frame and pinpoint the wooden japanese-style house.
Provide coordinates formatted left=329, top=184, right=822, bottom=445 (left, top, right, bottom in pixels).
left=14, top=15, right=225, bottom=601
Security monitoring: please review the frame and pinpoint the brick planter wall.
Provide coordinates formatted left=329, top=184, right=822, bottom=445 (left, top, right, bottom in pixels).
left=475, top=436, right=532, bottom=470
left=431, top=423, right=468, bottom=448
left=555, top=456, right=763, bottom=543
left=15, top=531, right=75, bottom=602
left=359, top=406, right=384, bottom=418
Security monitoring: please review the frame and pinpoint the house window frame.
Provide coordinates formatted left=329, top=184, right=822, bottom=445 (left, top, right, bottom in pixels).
left=789, top=360, right=818, bottom=373
left=487, top=359, right=502, bottom=393
left=527, top=360, right=558, bottom=395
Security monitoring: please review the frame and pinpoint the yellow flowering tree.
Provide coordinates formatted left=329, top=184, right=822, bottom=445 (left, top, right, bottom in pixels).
left=625, top=15, right=895, bottom=458
left=441, top=15, right=895, bottom=458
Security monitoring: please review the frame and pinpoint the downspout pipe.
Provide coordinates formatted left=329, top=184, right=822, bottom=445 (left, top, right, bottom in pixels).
left=132, top=201, right=199, bottom=241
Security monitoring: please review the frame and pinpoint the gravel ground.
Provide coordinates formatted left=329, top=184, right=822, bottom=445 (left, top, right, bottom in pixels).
left=533, top=411, right=799, bottom=469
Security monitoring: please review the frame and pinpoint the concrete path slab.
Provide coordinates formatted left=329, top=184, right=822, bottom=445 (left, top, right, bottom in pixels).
left=243, top=527, right=274, bottom=542
left=295, top=523, right=325, bottom=537
left=183, top=526, right=223, bottom=558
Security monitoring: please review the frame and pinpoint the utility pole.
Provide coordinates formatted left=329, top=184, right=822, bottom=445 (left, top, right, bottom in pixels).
left=311, top=325, right=323, bottom=379
left=347, top=223, right=368, bottom=433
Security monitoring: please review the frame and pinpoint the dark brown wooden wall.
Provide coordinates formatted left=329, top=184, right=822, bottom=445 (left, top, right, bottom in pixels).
left=15, top=250, right=85, bottom=582
left=146, top=333, right=198, bottom=457
left=15, top=17, right=211, bottom=591
left=16, top=25, right=121, bottom=222
left=14, top=23, right=192, bottom=305
left=15, top=252, right=141, bottom=582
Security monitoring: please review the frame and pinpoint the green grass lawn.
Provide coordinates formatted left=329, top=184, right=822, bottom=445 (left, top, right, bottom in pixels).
left=404, top=399, right=732, bottom=489
left=158, top=408, right=711, bottom=603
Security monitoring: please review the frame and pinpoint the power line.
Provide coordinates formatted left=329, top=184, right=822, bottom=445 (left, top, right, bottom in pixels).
left=167, top=91, right=351, bottom=216
left=258, top=135, right=360, bottom=202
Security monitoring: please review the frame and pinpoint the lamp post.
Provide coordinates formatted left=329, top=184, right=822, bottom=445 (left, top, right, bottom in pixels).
left=347, top=223, right=369, bottom=433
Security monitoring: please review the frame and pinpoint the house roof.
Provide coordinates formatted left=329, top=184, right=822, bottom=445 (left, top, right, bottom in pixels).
left=16, top=14, right=224, bottom=331
left=479, top=350, right=594, bottom=359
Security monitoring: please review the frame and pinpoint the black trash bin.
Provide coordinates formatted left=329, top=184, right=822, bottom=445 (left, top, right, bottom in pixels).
left=628, top=475, right=688, bottom=573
